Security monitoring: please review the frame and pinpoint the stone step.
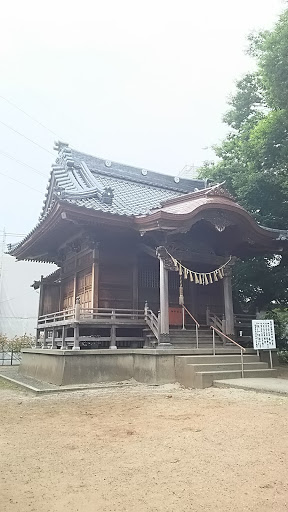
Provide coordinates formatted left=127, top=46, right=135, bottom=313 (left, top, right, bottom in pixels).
left=194, top=369, right=277, bottom=389
left=176, top=354, right=259, bottom=364
left=170, top=330, right=212, bottom=336
left=186, top=362, right=268, bottom=372
left=171, top=344, right=223, bottom=349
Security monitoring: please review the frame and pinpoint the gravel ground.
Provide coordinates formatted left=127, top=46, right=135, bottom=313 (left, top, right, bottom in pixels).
left=0, top=382, right=288, bottom=512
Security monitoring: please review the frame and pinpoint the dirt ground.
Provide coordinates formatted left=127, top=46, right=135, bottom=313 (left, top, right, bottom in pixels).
left=1, top=379, right=288, bottom=512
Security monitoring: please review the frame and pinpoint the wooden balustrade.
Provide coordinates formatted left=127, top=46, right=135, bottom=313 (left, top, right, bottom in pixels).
left=37, top=307, right=145, bottom=327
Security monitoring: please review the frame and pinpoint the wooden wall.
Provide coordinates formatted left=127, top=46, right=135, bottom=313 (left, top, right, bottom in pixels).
left=42, top=284, right=60, bottom=315
left=40, top=235, right=225, bottom=322
left=61, top=249, right=93, bottom=310
left=98, top=244, right=135, bottom=309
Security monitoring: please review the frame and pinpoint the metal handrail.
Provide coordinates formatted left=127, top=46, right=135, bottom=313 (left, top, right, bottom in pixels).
left=182, top=304, right=200, bottom=328
left=182, top=304, right=200, bottom=349
left=210, top=325, right=246, bottom=378
left=210, top=325, right=246, bottom=351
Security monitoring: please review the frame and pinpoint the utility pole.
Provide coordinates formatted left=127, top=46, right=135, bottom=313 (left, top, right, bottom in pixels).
left=0, top=228, right=6, bottom=324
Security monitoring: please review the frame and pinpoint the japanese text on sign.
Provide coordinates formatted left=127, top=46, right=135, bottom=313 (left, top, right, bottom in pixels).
left=252, top=320, right=276, bottom=350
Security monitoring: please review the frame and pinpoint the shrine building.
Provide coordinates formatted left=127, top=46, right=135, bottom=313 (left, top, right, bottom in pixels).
left=10, top=142, right=288, bottom=387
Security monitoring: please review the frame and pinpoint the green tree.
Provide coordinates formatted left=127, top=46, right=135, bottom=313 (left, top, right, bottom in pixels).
left=199, top=9, right=288, bottom=310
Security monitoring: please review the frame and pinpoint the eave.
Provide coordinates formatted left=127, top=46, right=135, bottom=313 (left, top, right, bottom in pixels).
left=10, top=200, right=135, bottom=262
left=135, top=196, right=288, bottom=253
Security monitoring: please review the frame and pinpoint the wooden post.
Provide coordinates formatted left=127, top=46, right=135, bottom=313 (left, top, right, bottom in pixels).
left=132, top=256, right=138, bottom=311
left=91, top=246, right=99, bottom=309
left=59, top=267, right=64, bottom=310
left=223, top=272, right=235, bottom=336
left=75, top=299, right=81, bottom=321
left=110, top=310, right=117, bottom=349
left=206, top=306, right=210, bottom=326
left=61, top=326, right=66, bottom=350
left=222, top=314, right=227, bottom=335
left=51, top=327, right=57, bottom=349
left=158, top=257, right=171, bottom=346
left=73, top=253, right=77, bottom=306
left=37, top=276, right=44, bottom=318
left=43, top=328, right=48, bottom=349
left=73, top=324, right=80, bottom=350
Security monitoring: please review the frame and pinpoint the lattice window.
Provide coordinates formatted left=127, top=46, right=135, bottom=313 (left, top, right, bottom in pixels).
left=77, top=271, right=92, bottom=308
left=139, top=268, right=179, bottom=289
left=139, top=268, right=159, bottom=288
left=77, top=251, right=93, bottom=271
left=169, top=272, right=179, bottom=290
left=62, top=278, right=74, bottom=309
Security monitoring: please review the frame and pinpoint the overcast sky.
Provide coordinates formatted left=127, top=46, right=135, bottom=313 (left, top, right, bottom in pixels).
left=0, top=0, right=285, bottom=335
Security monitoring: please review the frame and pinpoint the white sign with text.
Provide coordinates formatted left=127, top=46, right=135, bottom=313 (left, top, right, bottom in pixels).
left=252, top=319, right=276, bottom=350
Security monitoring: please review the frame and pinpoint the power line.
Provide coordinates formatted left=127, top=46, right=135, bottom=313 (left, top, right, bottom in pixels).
left=0, top=232, right=27, bottom=237
left=0, top=316, right=37, bottom=319
left=0, top=291, right=33, bottom=304
left=0, top=229, right=5, bottom=307
left=0, top=170, right=43, bottom=193
left=0, top=120, right=55, bottom=156
left=0, top=148, right=47, bottom=178
left=0, top=94, right=62, bottom=139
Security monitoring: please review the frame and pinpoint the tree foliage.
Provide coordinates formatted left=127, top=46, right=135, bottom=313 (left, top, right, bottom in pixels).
left=199, top=9, right=288, bottom=310
left=0, top=333, right=35, bottom=362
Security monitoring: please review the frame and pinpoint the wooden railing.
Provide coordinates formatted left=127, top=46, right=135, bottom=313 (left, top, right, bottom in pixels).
left=38, top=307, right=145, bottom=326
left=206, top=307, right=227, bottom=343
left=144, top=306, right=159, bottom=342
left=38, top=308, right=75, bottom=326
left=79, top=308, right=145, bottom=321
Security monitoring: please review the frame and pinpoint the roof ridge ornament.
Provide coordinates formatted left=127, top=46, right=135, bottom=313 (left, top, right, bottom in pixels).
left=205, top=182, right=235, bottom=200
left=53, top=140, right=70, bottom=153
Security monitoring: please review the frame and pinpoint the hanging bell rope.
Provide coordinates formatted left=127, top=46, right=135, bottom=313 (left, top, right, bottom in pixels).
left=167, top=251, right=232, bottom=286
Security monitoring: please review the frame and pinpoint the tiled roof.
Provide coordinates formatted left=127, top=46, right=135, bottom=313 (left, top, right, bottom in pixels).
left=41, top=144, right=206, bottom=218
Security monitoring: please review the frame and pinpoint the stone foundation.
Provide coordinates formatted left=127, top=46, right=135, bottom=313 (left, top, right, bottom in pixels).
left=19, top=349, right=187, bottom=386
left=19, top=347, right=265, bottom=387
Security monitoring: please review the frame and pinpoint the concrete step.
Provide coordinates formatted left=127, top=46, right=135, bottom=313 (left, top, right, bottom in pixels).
left=171, top=344, right=223, bottom=349
left=170, top=330, right=212, bottom=337
left=195, top=369, right=277, bottom=389
left=171, top=339, right=223, bottom=345
left=176, top=354, right=259, bottom=364
left=186, top=362, right=268, bottom=372
left=174, top=353, right=276, bottom=388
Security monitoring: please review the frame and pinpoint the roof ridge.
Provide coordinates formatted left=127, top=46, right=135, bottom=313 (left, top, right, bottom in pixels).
left=68, top=146, right=205, bottom=192
left=159, top=183, right=234, bottom=207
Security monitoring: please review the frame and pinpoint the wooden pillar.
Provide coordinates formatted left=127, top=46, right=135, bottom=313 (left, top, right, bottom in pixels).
left=73, top=299, right=81, bottom=350
left=73, top=324, right=80, bottom=350
left=61, top=326, right=66, bottom=350
left=132, top=256, right=138, bottom=311
left=110, top=310, right=117, bottom=349
left=223, top=271, right=235, bottom=336
left=73, top=253, right=77, bottom=305
left=51, top=327, right=57, bottom=349
left=159, top=257, right=171, bottom=345
left=37, top=276, right=44, bottom=318
left=43, top=328, right=48, bottom=349
left=59, top=267, right=64, bottom=310
left=91, top=246, right=99, bottom=309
